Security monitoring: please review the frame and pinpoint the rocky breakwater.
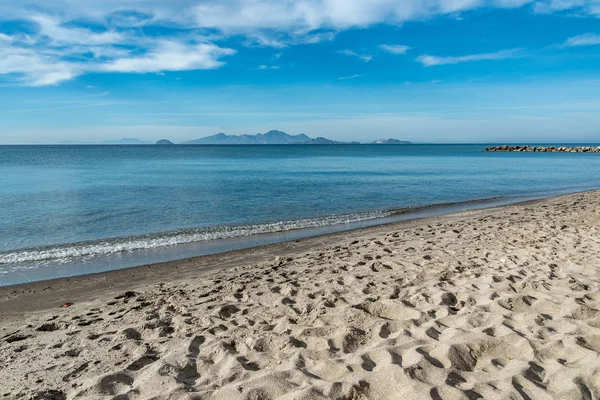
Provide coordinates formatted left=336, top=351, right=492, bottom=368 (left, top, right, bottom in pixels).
left=485, top=145, right=600, bottom=153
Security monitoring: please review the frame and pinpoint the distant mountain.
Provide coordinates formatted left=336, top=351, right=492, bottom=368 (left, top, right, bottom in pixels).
left=303, top=137, right=359, bottom=145
left=182, top=130, right=313, bottom=145
left=155, top=139, right=174, bottom=145
left=102, top=138, right=153, bottom=145
left=372, top=138, right=412, bottom=144
left=182, top=131, right=409, bottom=145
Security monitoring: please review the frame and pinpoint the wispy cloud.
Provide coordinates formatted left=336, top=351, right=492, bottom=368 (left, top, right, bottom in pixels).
left=188, top=0, right=597, bottom=32
left=0, top=0, right=598, bottom=86
left=1, top=102, right=115, bottom=113
left=338, top=74, right=366, bottom=80
left=0, top=16, right=235, bottom=86
left=417, top=49, right=523, bottom=66
left=0, top=42, right=78, bottom=86
left=533, top=0, right=600, bottom=16
left=246, top=30, right=336, bottom=48
left=0, top=32, right=12, bottom=43
left=257, top=64, right=281, bottom=70
left=103, top=42, right=235, bottom=73
left=1, top=1, right=597, bottom=38
left=379, top=44, right=411, bottom=54
left=339, top=49, right=372, bottom=62
left=562, top=33, right=600, bottom=47
left=80, top=91, right=111, bottom=98
left=30, top=14, right=124, bottom=46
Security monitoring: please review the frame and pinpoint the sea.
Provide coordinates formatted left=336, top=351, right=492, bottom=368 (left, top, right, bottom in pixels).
left=2, top=144, right=600, bottom=286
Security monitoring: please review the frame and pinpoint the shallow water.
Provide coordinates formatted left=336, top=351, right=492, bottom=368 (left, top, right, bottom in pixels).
left=1, top=144, right=600, bottom=285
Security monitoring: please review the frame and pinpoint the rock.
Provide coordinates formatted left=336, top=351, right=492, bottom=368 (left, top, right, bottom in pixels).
left=484, top=145, right=600, bottom=154
left=33, top=390, right=66, bottom=400
left=155, top=139, right=174, bottom=145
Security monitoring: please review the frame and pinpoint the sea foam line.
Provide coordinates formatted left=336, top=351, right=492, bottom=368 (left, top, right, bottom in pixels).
left=0, top=211, right=390, bottom=264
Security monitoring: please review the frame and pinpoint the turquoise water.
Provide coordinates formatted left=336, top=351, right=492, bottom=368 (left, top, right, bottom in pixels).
left=1, top=144, right=600, bottom=285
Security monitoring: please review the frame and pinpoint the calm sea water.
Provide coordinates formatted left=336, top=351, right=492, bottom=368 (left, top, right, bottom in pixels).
left=1, top=144, right=600, bottom=286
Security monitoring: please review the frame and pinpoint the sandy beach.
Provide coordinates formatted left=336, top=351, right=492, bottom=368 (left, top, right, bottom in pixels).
left=2, top=190, right=600, bottom=399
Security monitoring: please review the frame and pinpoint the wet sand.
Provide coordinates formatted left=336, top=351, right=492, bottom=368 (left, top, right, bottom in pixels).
left=2, top=190, right=600, bottom=399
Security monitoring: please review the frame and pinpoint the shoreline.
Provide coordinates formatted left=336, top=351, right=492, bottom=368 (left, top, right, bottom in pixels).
left=1, top=188, right=587, bottom=288
left=2, top=189, right=600, bottom=399
left=0, top=189, right=592, bottom=316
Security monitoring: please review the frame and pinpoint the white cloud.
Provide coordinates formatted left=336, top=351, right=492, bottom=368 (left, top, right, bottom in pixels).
left=533, top=0, right=600, bottom=14
left=0, top=41, right=80, bottom=86
left=0, top=0, right=598, bottom=85
left=4, top=1, right=595, bottom=40
left=30, top=14, right=124, bottom=46
left=247, top=33, right=288, bottom=48
left=188, top=0, right=541, bottom=32
left=338, top=74, right=366, bottom=80
left=379, top=44, right=411, bottom=54
left=0, top=14, right=235, bottom=86
left=562, top=33, right=600, bottom=46
left=103, top=42, right=235, bottom=73
left=417, top=49, right=522, bottom=66
left=0, top=1, right=598, bottom=32
left=257, top=64, right=280, bottom=70
left=339, top=49, right=372, bottom=62
left=245, top=30, right=337, bottom=48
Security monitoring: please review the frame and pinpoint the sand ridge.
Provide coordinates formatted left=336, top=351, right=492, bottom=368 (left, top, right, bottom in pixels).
left=2, top=191, right=600, bottom=399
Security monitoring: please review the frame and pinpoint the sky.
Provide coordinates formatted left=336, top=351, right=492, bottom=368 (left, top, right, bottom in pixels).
left=0, top=0, right=599, bottom=144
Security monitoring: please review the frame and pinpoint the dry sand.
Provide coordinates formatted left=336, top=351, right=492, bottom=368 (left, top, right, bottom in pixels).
left=2, top=190, right=600, bottom=399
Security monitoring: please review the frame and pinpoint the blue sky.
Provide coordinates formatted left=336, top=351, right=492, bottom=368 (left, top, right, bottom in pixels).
left=0, top=0, right=599, bottom=144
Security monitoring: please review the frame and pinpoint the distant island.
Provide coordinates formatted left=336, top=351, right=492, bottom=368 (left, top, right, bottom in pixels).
left=176, top=130, right=409, bottom=145
left=373, top=138, right=412, bottom=145
left=182, top=130, right=317, bottom=145
left=55, top=131, right=412, bottom=145
left=302, top=137, right=360, bottom=145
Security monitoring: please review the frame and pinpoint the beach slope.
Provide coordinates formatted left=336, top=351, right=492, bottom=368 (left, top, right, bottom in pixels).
left=2, top=191, right=600, bottom=399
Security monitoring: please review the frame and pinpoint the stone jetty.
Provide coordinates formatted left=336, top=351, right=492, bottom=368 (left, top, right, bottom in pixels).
left=485, top=145, right=600, bottom=153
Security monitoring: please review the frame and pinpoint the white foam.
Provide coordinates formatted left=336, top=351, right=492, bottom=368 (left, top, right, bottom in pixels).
left=0, top=211, right=389, bottom=264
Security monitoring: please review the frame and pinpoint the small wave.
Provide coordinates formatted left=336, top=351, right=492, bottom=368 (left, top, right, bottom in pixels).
left=0, top=211, right=390, bottom=264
